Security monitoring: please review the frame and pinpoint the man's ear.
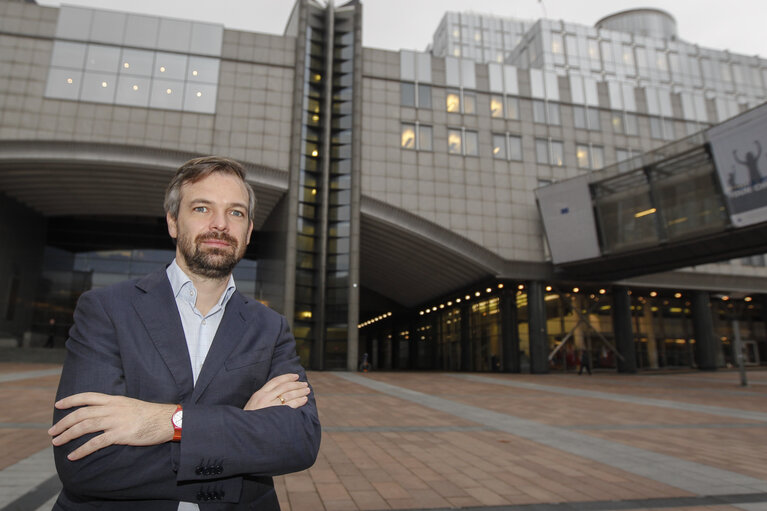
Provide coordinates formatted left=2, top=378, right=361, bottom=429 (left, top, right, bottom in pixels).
left=246, top=220, right=254, bottom=245
left=167, top=212, right=178, bottom=239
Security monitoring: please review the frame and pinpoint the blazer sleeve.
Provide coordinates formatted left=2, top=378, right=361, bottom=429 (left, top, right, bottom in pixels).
left=53, top=290, right=242, bottom=503
left=177, top=314, right=321, bottom=482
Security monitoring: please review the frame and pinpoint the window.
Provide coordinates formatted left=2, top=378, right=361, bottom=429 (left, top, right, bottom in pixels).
left=448, top=128, right=478, bottom=156
left=401, top=82, right=431, bottom=109
left=533, top=100, right=560, bottom=125
left=401, top=123, right=432, bottom=151
left=492, top=133, right=522, bottom=161
left=490, top=95, right=504, bottom=117
left=650, top=117, right=674, bottom=140
left=446, top=89, right=476, bottom=114
left=576, top=144, right=605, bottom=170
left=401, top=82, right=415, bottom=107
left=575, top=106, right=600, bottom=130
left=536, top=138, right=564, bottom=166
left=418, top=84, right=432, bottom=109
left=46, top=40, right=219, bottom=113
left=506, top=97, right=519, bottom=119
left=446, top=90, right=461, bottom=112
left=625, top=113, right=638, bottom=136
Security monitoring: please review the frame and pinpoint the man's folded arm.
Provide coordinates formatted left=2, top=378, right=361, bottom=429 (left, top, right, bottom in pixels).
left=178, top=315, right=321, bottom=481
left=52, top=291, right=210, bottom=501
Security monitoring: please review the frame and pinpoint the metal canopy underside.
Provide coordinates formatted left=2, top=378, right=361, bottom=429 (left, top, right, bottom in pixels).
left=360, top=198, right=511, bottom=308
left=0, top=140, right=288, bottom=229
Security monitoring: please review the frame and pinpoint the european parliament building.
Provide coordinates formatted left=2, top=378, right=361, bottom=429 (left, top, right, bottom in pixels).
left=0, top=0, right=765, bottom=373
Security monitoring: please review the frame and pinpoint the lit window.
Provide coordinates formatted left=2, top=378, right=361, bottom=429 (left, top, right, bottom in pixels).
left=577, top=144, right=590, bottom=168
left=448, top=128, right=462, bottom=154
left=446, top=90, right=461, bottom=112
left=401, top=122, right=432, bottom=151
left=490, top=95, right=504, bottom=117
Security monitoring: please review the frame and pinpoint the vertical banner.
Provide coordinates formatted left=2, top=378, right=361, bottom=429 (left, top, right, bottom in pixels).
left=707, top=103, right=767, bottom=227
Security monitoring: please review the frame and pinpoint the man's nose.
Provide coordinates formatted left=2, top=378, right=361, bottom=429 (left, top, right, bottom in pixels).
left=210, top=210, right=229, bottom=231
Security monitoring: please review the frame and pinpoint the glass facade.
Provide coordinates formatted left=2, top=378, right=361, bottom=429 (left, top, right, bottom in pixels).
left=46, top=7, right=222, bottom=113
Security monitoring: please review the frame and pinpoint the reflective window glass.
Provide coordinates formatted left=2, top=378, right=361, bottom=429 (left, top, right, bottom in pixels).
left=576, top=144, right=590, bottom=168
left=187, top=56, right=219, bottom=84
left=56, top=6, right=93, bottom=41
left=506, top=97, right=519, bottom=119
left=80, top=71, right=117, bottom=103
left=446, top=90, right=461, bottom=112
left=417, top=84, right=432, bottom=109
left=157, top=18, right=192, bottom=52
left=533, top=100, right=546, bottom=123
left=45, top=68, right=82, bottom=100
left=448, top=128, right=462, bottom=154
left=508, top=135, right=522, bottom=161
left=116, top=75, right=150, bottom=107
left=547, top=103, right=561, bottom=125
left=592, top=146, right=604, bottom=170
left=464, top=130, right=478, bottom=156
left=463, top=93, right=476, bottom=114
left=574, top=106, right=587, bottom=129
left=150, top=78, right=184, bottom=110
left=550, top=141, right=564, bottom=166
left=183, top=82, right=217, bottom=113
left=85, top=44, right=120, bottom=72
left=90, top=10, right=126, bottom=45
left=155, top=52, right=187, bottom=81
left=418, top=125, right=433, bottom=151
left=401, top=82, right=415, bottom=107
left=119, top=48, right=154, bottom=77
left=189, top=22, right=224, bottom=57
left=51, top=41, right=87, bottom=69
left=490, top=95, right=504, bottom=117
left=492, top=134, right=506, bottom=159
left=124, top=14, right=159, bottom=49
left=401, top=123, right=415, bottom=149
left=587, top=107, right=601, bottom=130
left=535, top=139, right=549, bottom=164
left=625, top=113, right=638, bottom=135
left=611, top=113, right=624, bottom=133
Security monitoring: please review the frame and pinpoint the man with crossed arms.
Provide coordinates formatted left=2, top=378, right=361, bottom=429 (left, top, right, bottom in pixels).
left=49, top=156, right=320, bottom=510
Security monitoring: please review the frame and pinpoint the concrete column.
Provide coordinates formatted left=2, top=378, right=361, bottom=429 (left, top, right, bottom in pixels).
left=612, top=286, right=637, bottom=373
left=643, top=299, right=660, bottom=369
left=528, top=282, right=549, bottom=374
left=408, top=319, right=418, bottom=370
left=500, top=288, right=520, bottom=373
left=460, top=301, right=472, bottom=371
left=692, top=290, right=718, bottom=370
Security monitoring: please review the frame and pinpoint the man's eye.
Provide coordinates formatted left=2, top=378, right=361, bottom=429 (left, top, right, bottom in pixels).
left=193, top=206, right=208, bottom=213
left=230, top=210, right=245, bottom=217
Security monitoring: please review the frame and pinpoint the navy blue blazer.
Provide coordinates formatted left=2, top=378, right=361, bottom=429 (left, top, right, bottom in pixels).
left=52, top=268, right=321, bottom=510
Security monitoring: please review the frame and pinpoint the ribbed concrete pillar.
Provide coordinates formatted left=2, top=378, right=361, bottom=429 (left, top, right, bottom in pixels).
left=528, top=282, right=549, bottom=374
left=692, top=290, right=718, bottom=370
left=612, top=286, right=636, bottom=373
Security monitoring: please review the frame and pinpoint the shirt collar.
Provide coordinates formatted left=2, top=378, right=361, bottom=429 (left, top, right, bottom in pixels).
left=166, top=259, right=237, bottom=309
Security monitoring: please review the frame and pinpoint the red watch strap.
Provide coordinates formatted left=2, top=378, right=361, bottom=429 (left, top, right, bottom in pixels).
left=172, top=404, right=182, bottom=442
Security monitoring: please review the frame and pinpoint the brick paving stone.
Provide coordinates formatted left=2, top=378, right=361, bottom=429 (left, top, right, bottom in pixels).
left=5, top=364, right=767, bottom=511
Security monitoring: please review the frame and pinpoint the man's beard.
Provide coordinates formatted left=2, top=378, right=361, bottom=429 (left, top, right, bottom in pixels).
left=178, top=231, right=243, bottom=279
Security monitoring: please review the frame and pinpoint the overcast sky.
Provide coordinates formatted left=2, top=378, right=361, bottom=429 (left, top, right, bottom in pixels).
left=36, top=0, right=767, bottom=59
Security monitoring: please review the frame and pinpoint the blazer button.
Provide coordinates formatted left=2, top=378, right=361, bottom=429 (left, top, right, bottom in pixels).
left=195, top=467, right=203, bottom=475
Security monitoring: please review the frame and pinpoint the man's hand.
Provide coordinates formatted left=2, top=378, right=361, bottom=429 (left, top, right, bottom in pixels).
left=244, top=373, right=310, bottom=411
left=49, top=393, right=176, bottom=461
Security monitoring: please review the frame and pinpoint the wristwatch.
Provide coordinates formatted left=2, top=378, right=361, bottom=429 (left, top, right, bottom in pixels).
left=171, top=404, right=183, bottom=442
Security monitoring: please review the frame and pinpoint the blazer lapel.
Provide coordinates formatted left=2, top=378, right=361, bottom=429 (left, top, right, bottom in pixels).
left=191, top=292, right=249, bottom=403
left=132, top=270, right=195, bottom=396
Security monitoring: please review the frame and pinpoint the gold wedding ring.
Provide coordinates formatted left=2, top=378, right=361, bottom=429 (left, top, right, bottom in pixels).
left=278, top=395, right=286, bottom=405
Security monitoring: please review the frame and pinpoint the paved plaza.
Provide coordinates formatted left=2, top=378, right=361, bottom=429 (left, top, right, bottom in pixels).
left=1, top=361, right=767, bottom=511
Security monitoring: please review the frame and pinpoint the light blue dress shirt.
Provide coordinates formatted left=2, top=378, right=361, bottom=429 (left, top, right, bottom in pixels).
left=166, top=259, right=236, bottom=510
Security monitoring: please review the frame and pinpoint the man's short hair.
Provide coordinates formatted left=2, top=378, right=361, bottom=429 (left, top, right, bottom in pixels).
left=164, top=156, right=257, bottom=222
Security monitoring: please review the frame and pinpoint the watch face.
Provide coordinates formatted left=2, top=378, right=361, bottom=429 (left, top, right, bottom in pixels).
left=172, top=410, right=183, bottom=428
